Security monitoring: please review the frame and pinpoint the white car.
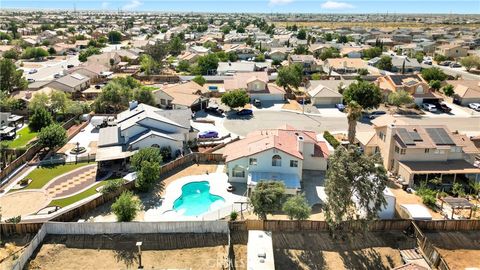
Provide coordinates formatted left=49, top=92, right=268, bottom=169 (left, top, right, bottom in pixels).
left=422, top=103, right=437, bottom=112
left=469, top=103, right=480, bottom=111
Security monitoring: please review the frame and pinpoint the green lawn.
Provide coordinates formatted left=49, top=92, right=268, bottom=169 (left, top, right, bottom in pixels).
left=5, top=126, right=38, bottom=149
left=49, top=181, right=106, bottom=208
left=24, top=162, right=93, bottom=189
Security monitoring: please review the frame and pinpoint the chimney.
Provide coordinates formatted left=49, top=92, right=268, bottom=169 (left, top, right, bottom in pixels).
left=297, top=135, right=304, bottom=153
left=129, top=100, right=138, bottom=110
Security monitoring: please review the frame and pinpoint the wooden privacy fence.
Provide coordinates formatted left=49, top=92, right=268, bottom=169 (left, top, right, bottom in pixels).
left=230, top=219, right=413, bottom=232
left=45, top=221, right=229, bottom=235
left=0, top=222, right=44, bottom=237
left=415, top=219, right=480, bottom=231
left=412, top=222, right=450, bottom=270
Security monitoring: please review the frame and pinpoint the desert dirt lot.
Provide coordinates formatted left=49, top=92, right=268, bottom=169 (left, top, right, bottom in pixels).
left=426, top=231, right=480, bottom=269
left=27, top=233, right=246, bottom=270
left=273, top=231, right=416, bottom=270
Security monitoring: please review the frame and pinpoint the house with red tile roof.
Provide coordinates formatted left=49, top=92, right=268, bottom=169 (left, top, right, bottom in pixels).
left=223, top=125, right=329, bottom=194
left=223, top=72, right=286, bottom=102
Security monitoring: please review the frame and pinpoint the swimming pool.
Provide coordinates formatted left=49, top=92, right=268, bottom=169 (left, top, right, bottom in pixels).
left=173, top=181, right=225, bottom=216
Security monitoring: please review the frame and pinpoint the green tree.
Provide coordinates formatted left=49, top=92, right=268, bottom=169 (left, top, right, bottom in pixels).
left=421, top=67, right=447, bottom=82
left=362, top=47, right=382, bottom=59
left=318, top=47, right=340, bottom=61
left=346, top=101, right=362, bottom=144
left=131, top=147, right=162, bottom=171
left=442, top=84, right=454, bottom=97
left=20, top=47, right=49, bottom=59
left=111, top=191, right=140, bottom=222
left=93, top=76, right=141, bottom=113
left=48, top=47, right=56, bottom=55
left=133, top=87, right=155, bottom=105
left=168, top=36, right=185, bottom=56
left=177, top=60, right=190, bottom=72
left=337, top=35, right=348, bottom=44
left=221, top=89, right=250, bottom=109
left=282, top=194, right=311, bottom=220
left=78, top=47, right=101, bottom=62
left=107, top=31, right=122, bottom=44
left=250, top=181, right=286, bottom=220
left=325, top=146, right=388, bottom=228
left=387, top=90, right=413, bottom=109
left=297, top=29, right=307, bottom=40
left=254, top=53, right=265, bottom=62
left=429, top=80, right=442, bottom=91
left=28, top=93, right=50, bottom=111
left=192, top=75, right=206, bottom=86
left=140, top=54, right=159, bottom=75
left=276, top=64, right=303, bottom=90
left=460, top=55, right=480, bottom=71
left=29, top=107, right=53, bottom=132
left=357, top=68, right=369, bottom=76
left=194, top=54, right=219, bottom=75
left=3, top=49, right=19, bottom=60
left=135, top=160, right=161, bottom=191
left=375, top=55, right=392, bottom=71
left=0, top=59, right=27, bottom=92
left=145, top=41, right=169, bottom=62
left=324, top=33, right=333, bottom=42
left=38, top=124, right=67, bottom=150
left=50, top=91, right=69, bottom=115
left=343, top=80, right=382, bottom=110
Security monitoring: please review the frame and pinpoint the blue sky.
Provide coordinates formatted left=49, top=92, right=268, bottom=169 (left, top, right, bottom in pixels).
left=2, top=0, right=479, bottom=14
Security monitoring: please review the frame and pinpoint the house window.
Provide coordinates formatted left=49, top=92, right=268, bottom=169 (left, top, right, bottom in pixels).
left=290, top=160, right=298, bottom=167
left=424, top=149, right=430, bottom=153
left=160, top=99, right=167, bottom=105
left=249, top=158, right=257, bottom=165
left=400, top=149, right=406, bottom=155
left=395, top=146, right=400, bottom=153
left=379, top=132, right=385, bottom=142
left=232, top=165, right=245, bottom=178
left=272, top=155, right=282, bottom=167
left=451, top=146, right=461, bottom=153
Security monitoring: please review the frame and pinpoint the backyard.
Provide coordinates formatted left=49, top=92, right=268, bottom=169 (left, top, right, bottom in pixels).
left=22, top=162, right=93, bottom=190
left=4, top=126, right=37, bottom=149
left=48, top=181, right=106, bottom=208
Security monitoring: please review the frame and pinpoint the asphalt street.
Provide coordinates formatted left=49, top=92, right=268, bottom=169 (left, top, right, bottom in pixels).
left=222, top=111, right=480, bottom=137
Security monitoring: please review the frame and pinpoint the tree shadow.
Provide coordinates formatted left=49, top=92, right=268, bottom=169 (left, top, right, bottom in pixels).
left=339, top=248, right=389, bottom=270
left=274, top=249, right=328, bottom=270
left=137, top=180, right=166, bottom=211
left=113, top=247, right=138, bottom=268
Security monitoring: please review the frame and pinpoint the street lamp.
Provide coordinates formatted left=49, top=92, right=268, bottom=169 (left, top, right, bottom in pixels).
left=136, top=241, right=143, bottom=269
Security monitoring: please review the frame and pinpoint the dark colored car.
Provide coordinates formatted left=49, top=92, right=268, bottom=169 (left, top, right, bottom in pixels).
left=439, top=61, right=451, bottom=66
left=198, top=130, right=219, bottom=139
left=434, top=103, right=452, bottom=113
left=205, top=106, right=224, bottom=116
left=366, top=111, right=387, bottom=119
left=236, top=109, right=253, bottom=116
left=67, top=64, right=75, bottom=68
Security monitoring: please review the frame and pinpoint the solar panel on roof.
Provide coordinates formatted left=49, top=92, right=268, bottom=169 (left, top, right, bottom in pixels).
left=408, top=131, right=422, bottom=141
left=425, top=128, right=455, bottom=145
left=397, top=128, right=415, bottom=145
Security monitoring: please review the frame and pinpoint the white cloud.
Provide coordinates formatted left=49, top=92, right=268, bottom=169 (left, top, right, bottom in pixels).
left=101, top=2, right=109, bottom=9
left=122, top=0, right=142, bottom=10
left=321, top=1, right=354, bottom=9
left=268, top=0, right=295, bottom=6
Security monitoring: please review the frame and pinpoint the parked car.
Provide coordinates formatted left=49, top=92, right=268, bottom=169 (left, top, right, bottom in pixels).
left=439, top=61, right=451, bottom=66
left=422, top=60, right=432, bottom=65
left=469, top=103, right=480, bottom=111
left=205, top=106, right=225, bottom=116
left=253, top=99, right=261, bottom=107
left=28, top=69, right=37, bottom=74
left=67, top=64, right=74, bottom=68
left=449, top=62, right=462, bottom=68
left=422, top=103, right=438, bottom=112
left=236, top=109, right=253, bottom=116
left=53, top=73, right=62, bottom=78
left=366, top=111, right=387, bottom=119
left=335, top=103, right=345, bottom=112
left=27, top=78, right=35, bottom=83
left=198, top=130, right=219, bottom=139
left=434, top=103, right=452, bottom=113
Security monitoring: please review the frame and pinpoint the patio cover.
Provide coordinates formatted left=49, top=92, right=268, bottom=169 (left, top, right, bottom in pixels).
left=95, top=146, right=135, bottom=162
left=441, top=196, right=473, bottom=208
left=399, top=160, right=480, bottom=174
left=247, top=172, right=301, bottom=189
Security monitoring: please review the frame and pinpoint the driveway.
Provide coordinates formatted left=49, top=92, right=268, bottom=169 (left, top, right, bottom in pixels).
left=22, top=55, right=80, bottom=81
left=301, top=170, right=326, bottom=206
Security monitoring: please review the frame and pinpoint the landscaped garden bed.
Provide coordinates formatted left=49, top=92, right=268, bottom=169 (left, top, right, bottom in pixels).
left=23, top=162, right=93, bottom=189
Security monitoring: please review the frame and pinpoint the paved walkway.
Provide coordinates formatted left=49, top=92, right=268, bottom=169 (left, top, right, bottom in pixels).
left=44, top=164, right=98, bottom=198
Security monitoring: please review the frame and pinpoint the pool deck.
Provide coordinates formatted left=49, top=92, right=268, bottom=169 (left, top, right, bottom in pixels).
left=144, top=171, right=247, bottom=221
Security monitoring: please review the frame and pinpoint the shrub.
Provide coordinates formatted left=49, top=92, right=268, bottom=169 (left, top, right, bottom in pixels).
left=101, top=178, right=124, bottom=194
left=422, top=194, right=436, bottom=208
left=282, top=194, right=311, bottom=220
left=323, top=131, right=340, bottom=148
left=111, top=191, right=140, bottom=222
left=230, top=211, right=238, bottom=221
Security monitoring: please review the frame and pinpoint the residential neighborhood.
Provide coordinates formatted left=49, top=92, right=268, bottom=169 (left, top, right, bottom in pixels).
left=0, top=5, right=480, bottom=270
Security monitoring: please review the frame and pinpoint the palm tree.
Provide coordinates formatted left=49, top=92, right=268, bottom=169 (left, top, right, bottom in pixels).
left=346, top=101, right=363, bottom=144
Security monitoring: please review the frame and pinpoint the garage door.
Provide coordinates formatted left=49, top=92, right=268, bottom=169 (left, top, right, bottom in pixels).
left=250, top=94, right=285, bottom=101
left=313, top=97, right=342, bottom=106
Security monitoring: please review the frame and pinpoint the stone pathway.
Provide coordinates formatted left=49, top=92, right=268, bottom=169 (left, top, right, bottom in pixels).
left=44, top=164, right=98, bottom=198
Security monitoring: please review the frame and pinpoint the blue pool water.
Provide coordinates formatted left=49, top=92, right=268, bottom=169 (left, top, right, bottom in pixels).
left=173, top=181, right=225, bottom=216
